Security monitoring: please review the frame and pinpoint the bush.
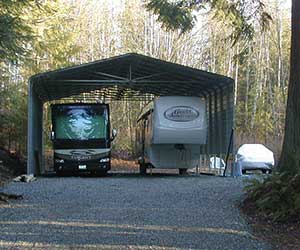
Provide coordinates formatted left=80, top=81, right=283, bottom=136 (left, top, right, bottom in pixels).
left=244, top=172, right=300, bottom=222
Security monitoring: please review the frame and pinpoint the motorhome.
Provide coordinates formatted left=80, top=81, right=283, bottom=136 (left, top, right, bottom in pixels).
left=51, top=103, right=116, bottom=175
left=136, top=96, right=207, bottom=174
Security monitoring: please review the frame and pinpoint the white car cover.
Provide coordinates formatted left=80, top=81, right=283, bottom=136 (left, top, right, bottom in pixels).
left=236, top=144, right=274, bottom=170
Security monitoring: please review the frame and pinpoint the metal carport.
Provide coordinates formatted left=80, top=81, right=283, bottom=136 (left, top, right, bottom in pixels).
left=28, top=53, right=234, bottom=175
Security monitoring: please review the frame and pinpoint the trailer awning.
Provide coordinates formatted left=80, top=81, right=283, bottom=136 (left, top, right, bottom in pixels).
left=30, top=53, right=234, bottom=102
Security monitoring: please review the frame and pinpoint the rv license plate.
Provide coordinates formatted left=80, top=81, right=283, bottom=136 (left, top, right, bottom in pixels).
left=78, top=165, right=87, bottom=170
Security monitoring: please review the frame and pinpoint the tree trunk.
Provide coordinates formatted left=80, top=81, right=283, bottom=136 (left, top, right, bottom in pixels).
left=234, top=42, right=239, bottom=106
left=278, top=0, right=300, bottom=174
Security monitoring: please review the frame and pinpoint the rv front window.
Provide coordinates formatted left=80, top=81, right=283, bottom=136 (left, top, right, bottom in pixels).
left=54, top=106, right=108, bottom=140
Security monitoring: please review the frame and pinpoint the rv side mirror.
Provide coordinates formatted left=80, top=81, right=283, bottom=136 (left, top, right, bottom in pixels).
left=50, top=131, right=55, bottom=140
left=111, top=129, right=117, bottom=141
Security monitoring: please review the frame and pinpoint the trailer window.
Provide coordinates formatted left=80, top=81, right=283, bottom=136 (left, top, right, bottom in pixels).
left=54, top=106, right=108, bottom=140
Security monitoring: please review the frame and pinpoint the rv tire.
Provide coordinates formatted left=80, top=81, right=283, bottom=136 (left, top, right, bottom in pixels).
left=139, top=164, right=147, bottom=175
left=91, top=170, right=107, bottom=177
left=56, top=170, right=66, bottom=177
left=179, top=168, right=187, bottom=175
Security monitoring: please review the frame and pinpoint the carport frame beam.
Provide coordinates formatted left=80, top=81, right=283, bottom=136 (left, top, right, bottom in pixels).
left=27, top=79, right=44, bottom=175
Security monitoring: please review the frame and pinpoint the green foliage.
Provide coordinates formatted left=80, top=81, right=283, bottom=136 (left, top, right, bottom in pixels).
left=0, top=1, right=31, bottom=60
left=278, top=151, right=300, bottom=176
left=236, top=86, right=276, bottom=142
left=0, top=63, right=27, bottom=154
left=29, top=1, right=80, bottom=71
left=0, top=0, right=76, bottom=155
left=244, top=172, right=300, bottom=221
left=145, top=0, right=195, bottom=32
left=0, top=0, right=54, bottom=61
left=146, top=0, right=272, bottom=43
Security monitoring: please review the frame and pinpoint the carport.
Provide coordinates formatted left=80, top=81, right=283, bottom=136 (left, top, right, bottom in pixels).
left=28, top=53, right=234, bottom=175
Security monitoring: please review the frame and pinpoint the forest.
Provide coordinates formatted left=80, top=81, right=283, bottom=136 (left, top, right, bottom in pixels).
left=0, top=0, right=291, bottom=161
left=1, top=1, right=300, bottom=247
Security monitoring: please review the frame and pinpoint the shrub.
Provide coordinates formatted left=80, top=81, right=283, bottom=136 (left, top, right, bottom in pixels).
left=244, top=172, right=300, bottom=222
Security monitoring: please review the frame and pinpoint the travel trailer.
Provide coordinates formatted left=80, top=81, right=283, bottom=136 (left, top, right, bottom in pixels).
left=136, top=96, right=207, bottom=174
left=51, top=103, right=116, bottom=176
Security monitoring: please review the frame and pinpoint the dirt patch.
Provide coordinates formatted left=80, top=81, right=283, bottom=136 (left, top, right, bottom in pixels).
left=0, top=164, right=14, bottom=204
left=0, top=164, right=13, bottom=186
left=111, top=158, right=139, bottom=172
left=0, top=148, right=26, bottom=204
left=0, top=148, right=26, bottom=179
left=241, top=199, right=300, bottom=250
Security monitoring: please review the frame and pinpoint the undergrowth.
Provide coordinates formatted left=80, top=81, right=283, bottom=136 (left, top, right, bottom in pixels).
left=243, top=172, right=300, bottom=222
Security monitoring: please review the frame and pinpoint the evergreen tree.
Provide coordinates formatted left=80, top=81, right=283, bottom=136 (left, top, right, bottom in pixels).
left=278, top=0, right=300, bottom=174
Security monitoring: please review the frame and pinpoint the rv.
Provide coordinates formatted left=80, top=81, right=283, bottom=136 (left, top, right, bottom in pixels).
left=50, top=103, right=116, bottom=176
left=136, top=96, right=207, bottom=174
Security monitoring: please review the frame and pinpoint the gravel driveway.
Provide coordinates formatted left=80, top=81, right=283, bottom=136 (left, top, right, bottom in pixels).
left=0, top=174, right=270, bottom=250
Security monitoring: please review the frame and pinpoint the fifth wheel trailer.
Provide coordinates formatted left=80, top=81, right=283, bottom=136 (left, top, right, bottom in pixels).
left=136, top=96, right=207, bottom=174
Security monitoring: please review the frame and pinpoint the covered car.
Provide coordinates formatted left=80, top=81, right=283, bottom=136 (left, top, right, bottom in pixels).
left=236, top=144, right=274, bottom=174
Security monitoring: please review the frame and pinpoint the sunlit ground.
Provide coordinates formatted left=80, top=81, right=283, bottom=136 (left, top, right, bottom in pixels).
left=0, top=175, right=270, bottom=250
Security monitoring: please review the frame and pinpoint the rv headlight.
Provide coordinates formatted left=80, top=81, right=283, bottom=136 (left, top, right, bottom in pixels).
left=100, top=158, right=110, bottom=163
left=55, top=159, right=64, bottom=163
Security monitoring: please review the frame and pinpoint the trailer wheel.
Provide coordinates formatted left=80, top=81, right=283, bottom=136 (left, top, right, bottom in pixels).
left=179, top=168, right=187, bottom=175
left=242, top=169, right=246, bottom=175
left=139, top=164, right=147, bottom=175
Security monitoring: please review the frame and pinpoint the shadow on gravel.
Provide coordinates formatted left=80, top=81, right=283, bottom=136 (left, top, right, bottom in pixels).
left=41, top=171, right=204, bottom=179
left=0, top=170, right=270, bottom=250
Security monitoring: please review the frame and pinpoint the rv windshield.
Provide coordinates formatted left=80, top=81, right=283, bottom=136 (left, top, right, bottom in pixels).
left=54, top=106, right=108, bottom=140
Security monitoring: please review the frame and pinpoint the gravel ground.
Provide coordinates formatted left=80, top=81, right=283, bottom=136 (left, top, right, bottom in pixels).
left=0, top=173, right=271, bottom=250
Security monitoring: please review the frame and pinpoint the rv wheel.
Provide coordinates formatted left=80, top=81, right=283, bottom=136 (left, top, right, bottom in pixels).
left=91, top=170, right=107, bottom=177
left=139, top=164, right=147, bottom=175
left=179, top=169, right=187, bottom=175
left=56, top=170, right=66, bottom=177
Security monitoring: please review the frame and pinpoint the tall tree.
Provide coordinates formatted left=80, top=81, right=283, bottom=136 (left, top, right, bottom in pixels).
left=278, top=0, right=300, bottom=174
left=0, top=0, right=31, bottom=61
left=0, top=0, right=52, bottom=61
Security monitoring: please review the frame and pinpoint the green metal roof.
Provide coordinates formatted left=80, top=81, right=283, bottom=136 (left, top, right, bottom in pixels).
left=30, top=53, right=234, bottom=102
